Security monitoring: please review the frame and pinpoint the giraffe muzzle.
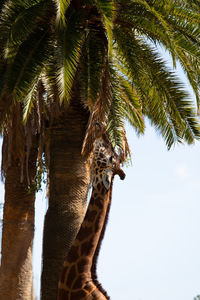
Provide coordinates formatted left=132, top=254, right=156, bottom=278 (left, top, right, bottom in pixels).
left=115, top=168, right=126, bottom=180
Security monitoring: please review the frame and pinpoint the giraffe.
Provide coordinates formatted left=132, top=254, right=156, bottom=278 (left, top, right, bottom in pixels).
left=57, top=124, right=125, bottom=300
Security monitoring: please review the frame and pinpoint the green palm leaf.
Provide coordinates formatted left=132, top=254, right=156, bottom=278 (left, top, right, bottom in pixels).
left=119, top=78, right=144, bottom=134
left=55, top=9, right=85, bottom=103
left=94, top=0, right=115, bottom=55
left=4, top=27, right=51, bottom=100
left=23, top=79, right=38, bottom=123
left=53, top=0, right=70, bottom=27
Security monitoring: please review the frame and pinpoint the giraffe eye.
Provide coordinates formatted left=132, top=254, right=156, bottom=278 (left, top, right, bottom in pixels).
left=109, top=156, right=114, bottom=163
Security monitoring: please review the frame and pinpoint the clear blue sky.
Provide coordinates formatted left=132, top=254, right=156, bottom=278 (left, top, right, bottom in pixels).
left=1, top=50, right=200, bottom=300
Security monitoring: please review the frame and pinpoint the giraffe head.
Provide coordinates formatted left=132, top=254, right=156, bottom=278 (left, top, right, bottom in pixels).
left=92, top=123, right=125, bottom=190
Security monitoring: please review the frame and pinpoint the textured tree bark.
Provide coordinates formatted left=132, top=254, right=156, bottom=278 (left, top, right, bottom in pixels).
left=41, top=96, right=90, bottom=300
left=0, top=138, right=38, bottom=300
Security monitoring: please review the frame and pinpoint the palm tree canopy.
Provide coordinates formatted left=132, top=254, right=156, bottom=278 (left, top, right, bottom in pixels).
left=0, top=0, right=200, bottom=153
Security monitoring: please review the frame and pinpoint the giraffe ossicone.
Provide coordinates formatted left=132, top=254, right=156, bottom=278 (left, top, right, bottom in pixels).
left=57, top=125, right=125, bottom=300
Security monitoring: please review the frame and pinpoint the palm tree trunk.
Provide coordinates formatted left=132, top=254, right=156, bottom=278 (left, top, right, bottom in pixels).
left=41, top=93, right=90, bottom=300
left=0, top=137, right=38, bottom=300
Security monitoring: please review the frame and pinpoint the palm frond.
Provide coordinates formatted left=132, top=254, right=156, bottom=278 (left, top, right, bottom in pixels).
left=119, top=78, right=144, bottom=135
left=3, top=27, right=51, bottom=100
left=115, top=0, right=200, bottom=108
left=81, top=57, right=112, bottom=156
left=23, top=79, right=38, bottom=123
left=114, top=27, right=200, bottom=146
left=79, top=25, right=107, bottom=107
left=55, top=9, right=85, bottom=103
left=107, top=87, right=130, bottom=157
left=94, top=0, right=115, bottom=55
left=53, top=0, right=70, bottom=27
left=0, top=0, right=46, bottom=55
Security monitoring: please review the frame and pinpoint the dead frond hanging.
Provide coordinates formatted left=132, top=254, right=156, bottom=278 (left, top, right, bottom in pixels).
left=81, top=58, right=112, bottom=157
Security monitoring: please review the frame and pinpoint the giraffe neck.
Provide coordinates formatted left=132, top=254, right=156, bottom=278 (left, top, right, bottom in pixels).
left=91, top=180, right=113, bottom=297
left=58, top=176, right=112, bottom=300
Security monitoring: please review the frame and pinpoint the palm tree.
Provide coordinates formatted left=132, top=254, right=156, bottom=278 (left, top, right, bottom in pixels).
left=0, top=102, right=39, bottom=300
left=0, top=1, right=200, bottom=299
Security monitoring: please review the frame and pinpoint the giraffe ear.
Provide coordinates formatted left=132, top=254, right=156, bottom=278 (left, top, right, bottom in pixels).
left=103, top=170, right=112, bottom=190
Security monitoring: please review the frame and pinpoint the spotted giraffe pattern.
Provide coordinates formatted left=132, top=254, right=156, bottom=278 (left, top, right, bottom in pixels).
left=57, top=137, right=125, bottom=300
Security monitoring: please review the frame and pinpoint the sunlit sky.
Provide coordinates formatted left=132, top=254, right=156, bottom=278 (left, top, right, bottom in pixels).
left=1, top=51, right=200, bottom=300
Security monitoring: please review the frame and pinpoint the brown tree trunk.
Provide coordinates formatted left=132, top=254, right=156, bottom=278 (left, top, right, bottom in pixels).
left=41, top=95, right=90, bottom=300
left=0, top=137, right=38, bottom=300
